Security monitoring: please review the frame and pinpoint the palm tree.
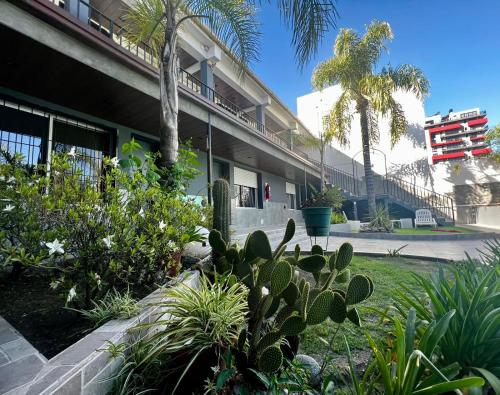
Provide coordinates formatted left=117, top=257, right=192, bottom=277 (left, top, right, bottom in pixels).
left=124, top=0, right=338, bottom=178
left=312, top=21, right=429, bottom=219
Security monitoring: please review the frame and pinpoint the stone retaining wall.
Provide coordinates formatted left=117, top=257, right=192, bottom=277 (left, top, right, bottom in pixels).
left=0, top=271, right=199, bottom=395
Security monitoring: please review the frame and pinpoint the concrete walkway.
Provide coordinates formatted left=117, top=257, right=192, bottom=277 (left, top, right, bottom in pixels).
left=232, top=224, right=492, bottom=261
left=287, top=235, right=487, bottom=261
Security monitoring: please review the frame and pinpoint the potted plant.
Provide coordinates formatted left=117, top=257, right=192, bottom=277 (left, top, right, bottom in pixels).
left=301, top=187, right=343, bottom=236
left=330, top=211, right=351, bottom=233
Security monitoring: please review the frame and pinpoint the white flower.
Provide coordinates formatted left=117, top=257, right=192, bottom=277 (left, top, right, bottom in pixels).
left=3, top=204, right=15, bottom=212
left=46, top=239, right=65, bottom=255
left=102, top=235, right=114, bottom=249
left=262, top=287, right=269, bottom=297
left=159, top=220, right=167, bottom=231
left=139, top=208, right=145, bottom=218
left=167, top=240, right=179, bottom=252
left=7, top=176, right=15, bottom=184
left=110, top=157, right=119, bottom=168
left=67, top=286, right=77, bottom=303
left=50, top=280, right=60, bottom=290
left=94, top=273, right=102, bottom=287
left=0, top=175, right=5, bottom=181
left=68, top=146, right=77, bottom=158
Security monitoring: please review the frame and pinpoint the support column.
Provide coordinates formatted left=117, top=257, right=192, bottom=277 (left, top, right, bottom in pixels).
left=255, top=104, right=265, bottom=131
left=200, top=60, right=214, bottom=99
left=207, top=113, right=213, bottom=204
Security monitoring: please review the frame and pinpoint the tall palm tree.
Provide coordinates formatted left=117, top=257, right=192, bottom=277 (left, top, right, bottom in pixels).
left=124, top=0, right=338, bottom=177
left=312, top=21, right=429, bottom=218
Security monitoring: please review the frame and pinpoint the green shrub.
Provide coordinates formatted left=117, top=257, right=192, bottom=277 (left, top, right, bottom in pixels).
left=331, top=211, right=347, bottom=224
left=368, top=205, right=392, bottom=231
left=342, top=309, right=484, bottom=394
left=0, top=140, right=209, bottom=308
left=74, top=289, right=140, bottom=326
left=110, top=273, right=249, bottom=395
left=301, top=186, right=344, bottom=208
left=394, top=255, right=500, bottom=392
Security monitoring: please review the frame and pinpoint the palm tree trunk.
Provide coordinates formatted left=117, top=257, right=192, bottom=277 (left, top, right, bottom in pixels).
left=159, top=1, right=179, bottom=171
left=358, top=100, right=376, bottom=219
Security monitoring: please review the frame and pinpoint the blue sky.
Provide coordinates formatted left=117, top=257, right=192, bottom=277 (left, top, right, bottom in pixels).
left=251, top=0, right=500, bottom=125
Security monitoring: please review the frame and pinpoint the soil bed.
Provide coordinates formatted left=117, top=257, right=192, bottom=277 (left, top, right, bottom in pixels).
left=0, top=273, right=154, bottom=359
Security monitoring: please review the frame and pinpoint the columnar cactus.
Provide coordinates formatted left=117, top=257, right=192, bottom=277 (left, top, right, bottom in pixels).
left=208, top=218, right=373, bottom=376
left=212, top=178, right=230, bottom=243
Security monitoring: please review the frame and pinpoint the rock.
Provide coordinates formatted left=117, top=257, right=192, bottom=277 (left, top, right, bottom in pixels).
left=295, top=354, right=321, bottom=387
left=183, top=226, right=211, bottom=259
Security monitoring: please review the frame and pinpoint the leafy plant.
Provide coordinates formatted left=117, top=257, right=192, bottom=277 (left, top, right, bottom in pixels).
left=73, top=289, right=140, bottom=326
left=387, top=244, right=408, bottom=257
left=111, top=273, right=248, bottom=395
left=331, top=211, right=347, bottom=224
left=344, top=309, right=484, bottom=395
left=209, top=218, right=373, bottom=386
left=367, top=205, right=392, bottom=232
left=301, top=186, right=344, bottom=208
left=394, top=259, right=500, bottom=392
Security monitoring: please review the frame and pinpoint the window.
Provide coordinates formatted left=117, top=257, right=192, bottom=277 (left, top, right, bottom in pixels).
left=286, top=182, right=296, bottom=209
left=234, top=166, right=258, bottom=208
left=234, top=184, right=256, bottom=207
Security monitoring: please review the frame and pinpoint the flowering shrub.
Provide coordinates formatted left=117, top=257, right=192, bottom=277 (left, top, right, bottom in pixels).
left=0, top=141, right=210, bottom=307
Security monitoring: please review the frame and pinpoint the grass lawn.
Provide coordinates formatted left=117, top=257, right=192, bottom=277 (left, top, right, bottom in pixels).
left=299, top=255, right=441, bottom=376
left=394, top=226, right=475, bottom=235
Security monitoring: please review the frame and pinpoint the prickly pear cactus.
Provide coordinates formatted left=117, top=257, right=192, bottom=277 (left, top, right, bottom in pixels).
left=207, top=218, right=374, bottom=378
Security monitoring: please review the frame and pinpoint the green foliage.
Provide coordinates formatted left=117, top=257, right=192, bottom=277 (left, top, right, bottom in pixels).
left=485, top=125, right=500, bottom=164
left=208, top=218, right=374, bottom=385
left=387, top=244, right=408, bottom=257
left=73, top=289, right=139, bottom=326
left=111, top=273, right=249, bottom=394
left=344, top=309, right=484, bottom=395
left=212, top=178, right=230, bottom=243
left=368, top=205, right=393, bottom=232
left=301, top=186, right=344, bottom=208
left=393, top=254, right=500, bottom=391
left=331, top=211, right=347, bottom=224
left=0, top=142, right=208, bottom=308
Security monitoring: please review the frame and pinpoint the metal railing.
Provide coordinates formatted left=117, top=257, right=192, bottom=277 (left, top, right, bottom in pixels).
left=312, top=160, right=455, bottom=222
left=49, top=0, right=158, bottom=67
left=178, top=68, right=304, bottom=154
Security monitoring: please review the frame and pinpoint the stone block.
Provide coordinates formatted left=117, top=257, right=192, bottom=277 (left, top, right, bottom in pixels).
left=1, top=338, right=39, bottom=363
left=0, top=355, right=45, bottom=394
left=0, top=328, right=19, bottom=346
left=50, top=332, right=113, bottom=366
left=25, top=365, right=72, bottom=395
left=51, top=372, right=82, bottom=395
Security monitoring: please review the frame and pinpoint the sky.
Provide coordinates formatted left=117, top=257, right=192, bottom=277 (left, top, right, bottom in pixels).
left=250, top=0, right=500, bottom=125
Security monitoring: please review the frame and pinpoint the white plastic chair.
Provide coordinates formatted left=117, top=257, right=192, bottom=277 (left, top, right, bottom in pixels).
left=414, top=209, right=437, bottom=228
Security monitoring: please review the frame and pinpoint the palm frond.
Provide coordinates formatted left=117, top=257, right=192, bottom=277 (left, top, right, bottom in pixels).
left=123, top=0, right=166, bottom=60
left=359, top=74, right=394, bottom=115
left=184, top=0, right=261, bottom=70
left=382, top=64, right=430, bottom=99
left=387, top=96, right=407, bottom=147
left=359, top=20, right=393, bottom=70
left=334, top=28, right=360, bottom=57
left=324, top=90, right=352, bottom=146
left=312, top=54, right=353, bottom=90
left=275, top=0, right=338, bottom=67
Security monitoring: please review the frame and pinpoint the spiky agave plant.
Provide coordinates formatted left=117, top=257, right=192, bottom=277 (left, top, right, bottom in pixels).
left=208, top=218, right=374, bottom=379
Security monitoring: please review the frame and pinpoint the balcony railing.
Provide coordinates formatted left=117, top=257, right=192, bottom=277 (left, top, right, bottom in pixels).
left=48, top=0, right=158, bottom=67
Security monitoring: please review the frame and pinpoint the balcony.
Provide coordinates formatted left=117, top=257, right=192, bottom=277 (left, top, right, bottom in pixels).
left=38, top=0, right=311, bottom=164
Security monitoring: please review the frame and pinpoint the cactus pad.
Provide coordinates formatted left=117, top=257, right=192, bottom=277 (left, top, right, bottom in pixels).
left=307, top=290, right=334, bottom=325
left=279, top=315, right=307, bottom=336
left=257, top=331, right=282, bottom=352
left=297, top=255, right=326, bottom=273
left=270, top=260, right=292, bottom=296
left=275, top=305, right=296, bottom=327
left=347, top=307, right=361, bottom=327
left=257, top=260, right=274, bottom=286
left=281, top=219, right=296, bottom=246
left=335, top=269, right=351, bottom=284
left=281, top=281, right=299, bottom=306
left=328, top=251, right=337, bottom=271
left=346, top=274, right=371, bottom=305
left=247, top=230, right=273, bottom=260
left=311, top=244, right=324, bottom=256
left=208, top=230, right=226, bottom=254
left=301, top=282, right=310, bottom=320
left=330, top=292, right=347, bottom=323
left=264, top=297, right=281, bottom=319
left=273, top=244, right=287, bottom=260
left=367, top=276, right=374, bottom=298
left=335, top=243, right=353, bottom=271
left=236, top=261, right=254, bottom=287
left=225, top=247, right=240, bottom=265
left=258, top=346, right=283, bottom=373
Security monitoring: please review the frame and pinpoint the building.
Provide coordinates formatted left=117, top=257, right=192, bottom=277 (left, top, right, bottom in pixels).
left=424, top=108, right=491, bottom=165
left=0, top=0, right=323, bottom=228
left=297, top=87, right=500, bottom=228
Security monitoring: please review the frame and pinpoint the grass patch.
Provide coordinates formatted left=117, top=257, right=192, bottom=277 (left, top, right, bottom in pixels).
left=300, top=255, right=440, bottom=364
left=394, top=226, right=475, bottom=235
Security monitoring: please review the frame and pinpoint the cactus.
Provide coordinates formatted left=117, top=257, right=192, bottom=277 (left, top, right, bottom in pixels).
left=259, top=346, right=283, bottom=373
left=207, top=218, right=374, bottom=378
left=212, top=179, right=230, bottom=243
